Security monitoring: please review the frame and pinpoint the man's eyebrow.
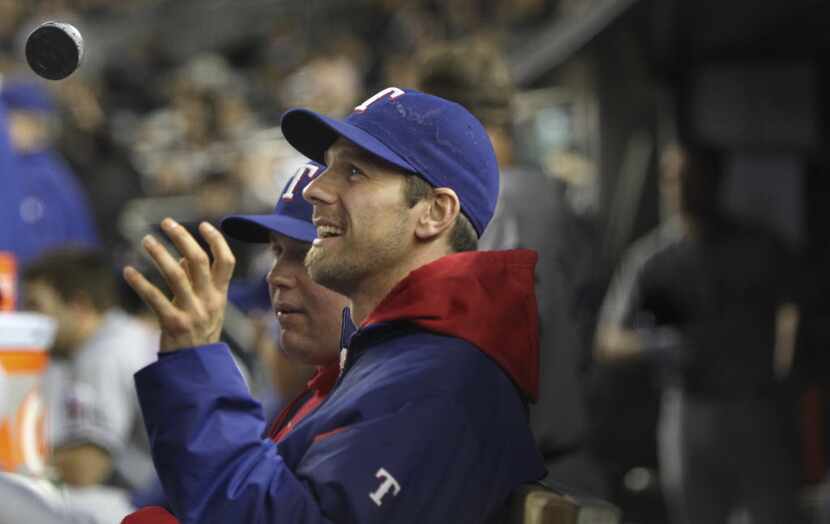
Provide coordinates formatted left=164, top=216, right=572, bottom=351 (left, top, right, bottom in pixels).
left=326, top=146, right=376, bottom=168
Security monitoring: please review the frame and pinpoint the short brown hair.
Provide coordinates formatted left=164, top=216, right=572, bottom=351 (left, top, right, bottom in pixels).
left=23, top=247, right=117, bottom=311
left=416, top=38, right=514, bottom=128
left=402, top=175, right=478, bottom=253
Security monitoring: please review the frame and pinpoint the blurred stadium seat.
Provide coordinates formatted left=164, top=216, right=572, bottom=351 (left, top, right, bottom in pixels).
left=504, top=482, right=621, bottom=524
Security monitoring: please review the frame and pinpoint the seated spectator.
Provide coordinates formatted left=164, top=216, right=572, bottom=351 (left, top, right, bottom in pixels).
left=21, top=248, right=156, bottom=491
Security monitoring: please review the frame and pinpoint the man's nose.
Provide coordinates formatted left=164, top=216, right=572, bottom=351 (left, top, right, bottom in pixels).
left=303, top=168, right=337, bottom=207
left=267, top=263, right=295, bottom=290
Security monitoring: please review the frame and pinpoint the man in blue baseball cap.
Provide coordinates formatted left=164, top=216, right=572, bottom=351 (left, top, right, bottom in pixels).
left=123, top=88, right=545, bottom=523
left=122, top=162, right=349, bottom=522
left=221, top=161, right=350, bottom=442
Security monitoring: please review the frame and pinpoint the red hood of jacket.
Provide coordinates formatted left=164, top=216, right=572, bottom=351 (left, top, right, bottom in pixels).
left=363, top=249, right=540, bottom=401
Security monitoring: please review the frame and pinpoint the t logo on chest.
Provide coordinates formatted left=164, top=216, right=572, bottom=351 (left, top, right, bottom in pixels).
left=369, top=467, right=401, bottom=507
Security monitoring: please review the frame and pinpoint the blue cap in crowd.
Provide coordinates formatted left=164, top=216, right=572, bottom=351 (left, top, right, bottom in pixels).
left=280, top=87, right=499, bottom=237
left=0, top=79, right=55, bottom=113
left=221, top=161, right=323, bottom=243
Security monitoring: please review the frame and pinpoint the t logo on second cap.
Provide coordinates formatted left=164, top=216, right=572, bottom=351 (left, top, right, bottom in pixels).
left=282, top=163, right=321, bottom=202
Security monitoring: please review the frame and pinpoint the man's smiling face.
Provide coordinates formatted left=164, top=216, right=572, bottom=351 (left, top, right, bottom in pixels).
left=302, top=138, right=418, bottom=297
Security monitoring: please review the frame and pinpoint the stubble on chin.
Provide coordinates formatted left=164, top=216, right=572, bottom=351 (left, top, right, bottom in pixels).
left=305, top=244, right=350, bottom=295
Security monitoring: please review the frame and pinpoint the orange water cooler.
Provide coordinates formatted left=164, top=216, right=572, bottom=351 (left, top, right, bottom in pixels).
left=0, top=252, right=15, bottom=311
left=0, top=252, right=56, bottom=476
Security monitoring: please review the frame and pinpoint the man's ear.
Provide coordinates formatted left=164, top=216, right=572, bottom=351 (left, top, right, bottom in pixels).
left=413, top=188, right=461, bottom=242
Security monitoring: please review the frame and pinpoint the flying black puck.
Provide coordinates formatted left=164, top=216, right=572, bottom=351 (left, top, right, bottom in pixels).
left=25, top=22, right=84, bottom=81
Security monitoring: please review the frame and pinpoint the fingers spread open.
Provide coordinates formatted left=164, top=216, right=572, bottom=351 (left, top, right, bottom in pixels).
left=143, top=234, right=195, bottom=308
left=199, top=222, right=236, bottom=290
left=123, top=265, right=179, bottom=321
left=161, top=218, right=212, bottom=293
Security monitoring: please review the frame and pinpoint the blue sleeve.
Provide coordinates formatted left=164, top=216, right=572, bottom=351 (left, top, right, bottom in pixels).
left=136, top=344, right=332, bottom=524
left=135, top=345, right=504, bottom=524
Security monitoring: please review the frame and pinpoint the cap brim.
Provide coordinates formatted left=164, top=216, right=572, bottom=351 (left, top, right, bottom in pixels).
left=221, top=214, right=317, bottom=243
left=281, top=109, right=417, bottom=175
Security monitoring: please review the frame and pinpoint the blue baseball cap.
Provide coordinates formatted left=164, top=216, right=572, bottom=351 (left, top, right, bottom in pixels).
left=220, top=161, right=323, bottom=243
left=280, top=87, right=499, bottom=237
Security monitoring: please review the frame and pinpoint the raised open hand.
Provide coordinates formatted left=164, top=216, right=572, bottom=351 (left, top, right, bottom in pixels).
left=123, top=218, right=235, bottom=353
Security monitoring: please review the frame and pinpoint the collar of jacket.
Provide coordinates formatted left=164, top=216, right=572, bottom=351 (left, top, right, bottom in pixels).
left=336, top=249, right=540, bottom=401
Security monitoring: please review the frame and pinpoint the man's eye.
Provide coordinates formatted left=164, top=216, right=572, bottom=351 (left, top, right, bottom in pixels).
left=349, top=166, right=363, bottom=178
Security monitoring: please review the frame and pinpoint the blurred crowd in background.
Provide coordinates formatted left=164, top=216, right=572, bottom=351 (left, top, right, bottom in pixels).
left=0, top=0, right=560, bottom=254
left=0, top=0, right=828, bottom=523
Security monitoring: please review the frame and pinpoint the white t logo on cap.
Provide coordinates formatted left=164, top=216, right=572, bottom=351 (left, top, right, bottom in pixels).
left=354, top=87, right=404, bottom=113
left=282, top=164, right=321, bottom=201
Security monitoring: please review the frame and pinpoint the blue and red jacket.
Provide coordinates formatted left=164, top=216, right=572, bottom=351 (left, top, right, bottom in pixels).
left=131, top=250, right=546, bottom=523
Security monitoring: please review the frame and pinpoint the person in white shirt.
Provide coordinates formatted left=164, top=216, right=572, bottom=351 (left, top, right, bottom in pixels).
left=21, top=248, right=157, bottom=494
